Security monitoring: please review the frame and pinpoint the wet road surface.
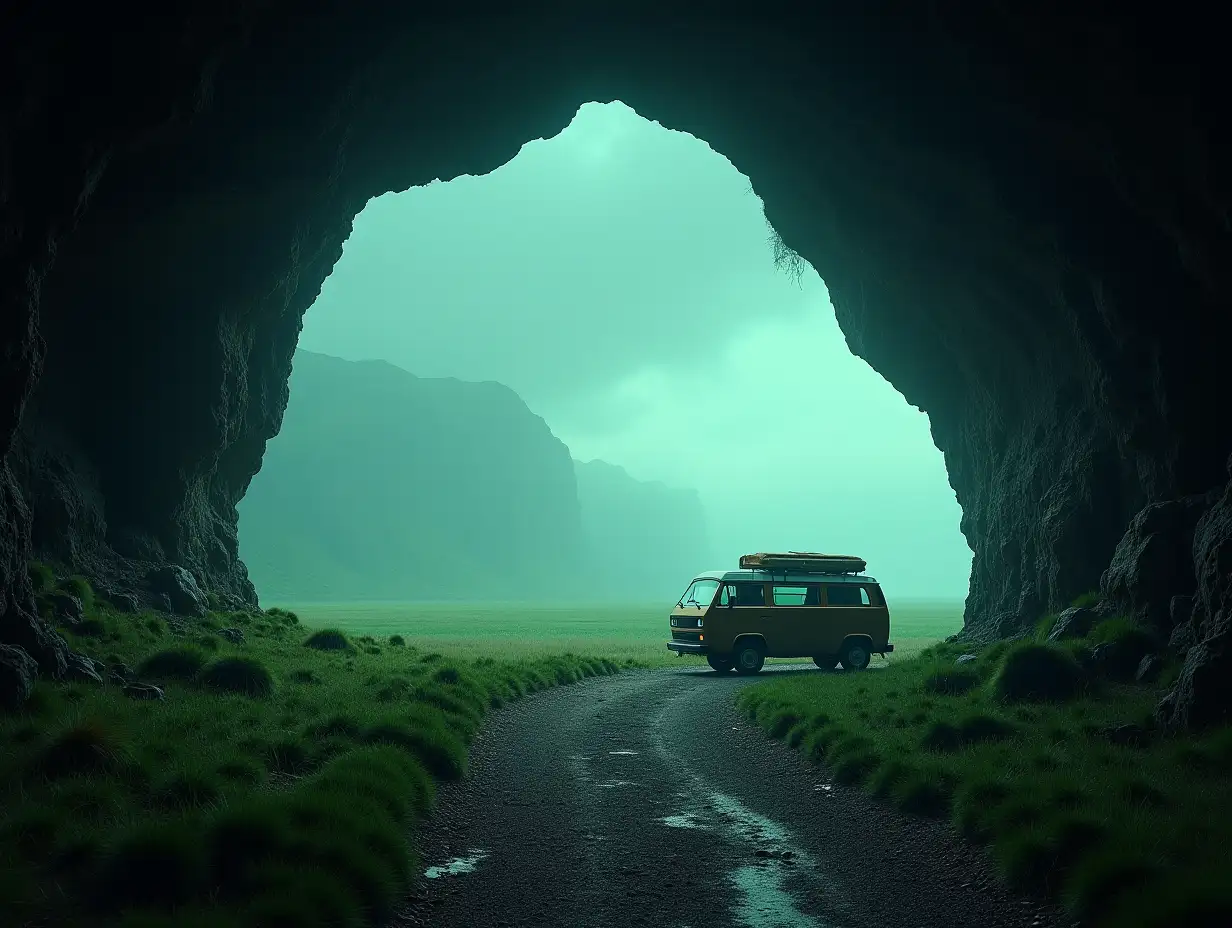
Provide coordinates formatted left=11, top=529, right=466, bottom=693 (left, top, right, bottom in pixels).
left=396, top=665, right=1067, bottom=928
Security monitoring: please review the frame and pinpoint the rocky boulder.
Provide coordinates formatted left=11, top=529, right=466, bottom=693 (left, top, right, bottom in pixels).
left=1157, top=628, right=1232, bottom=731
left=1159, top=472, right=1232, bottom=730
left=49, top=592, right=84, bottom=623
left=145, top=566, right=208, bottom=617
left=1101, top=493, right=1216, bottom=637
left=0, top=644, right=39, bottom=710
left=218, top=627, right=245, bottom=645
left=1135, top=654, right=1163, bottom=684
left=63, top=653, right=104, bottom=684
left=1047, top=606, right=1098, bottom=642
left=1166, top=595, right=1199, bottom=653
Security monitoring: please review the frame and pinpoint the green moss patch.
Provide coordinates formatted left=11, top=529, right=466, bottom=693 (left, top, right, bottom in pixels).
left=0, top=600, right=624, bottom=926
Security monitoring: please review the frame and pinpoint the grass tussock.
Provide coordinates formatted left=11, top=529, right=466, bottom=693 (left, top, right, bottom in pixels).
left=303, top=628, right=353, bottom=652
left=198, top=657, right=275, bottom=698
left=0, top=598, right=626, bottom=926
left=992, top=642, right=1084, bottom=703
left=737, top=634, right=1232, bottom=928
left=139, top=646, right=209, bottom=680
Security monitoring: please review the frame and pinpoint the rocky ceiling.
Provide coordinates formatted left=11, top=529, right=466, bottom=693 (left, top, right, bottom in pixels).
left=1, top=4, right=1228, bottom=727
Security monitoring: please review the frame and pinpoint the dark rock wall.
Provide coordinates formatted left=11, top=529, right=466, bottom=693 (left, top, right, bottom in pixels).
left=2, top=4, right=1229, bottom=723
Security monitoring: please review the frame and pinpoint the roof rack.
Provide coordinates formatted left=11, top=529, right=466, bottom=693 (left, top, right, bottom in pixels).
left=738, top=551, right=867, bottom=574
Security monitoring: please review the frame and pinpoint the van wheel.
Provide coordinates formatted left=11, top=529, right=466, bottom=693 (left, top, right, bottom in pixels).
left=813, top=654, right=837, bottom=670
left=840, top=640, right=871, bottom=671
left=733, top=641, right=766, bottom=675
left=707, top=655, right=734, bottom=673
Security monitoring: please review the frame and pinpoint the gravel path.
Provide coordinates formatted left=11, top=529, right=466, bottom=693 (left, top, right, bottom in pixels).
left=395, top=665, right=1069, bottom=928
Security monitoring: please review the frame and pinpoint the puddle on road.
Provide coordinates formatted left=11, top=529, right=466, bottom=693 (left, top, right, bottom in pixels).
left=732, top=864, right=817, bottom=928
left=660, top=811, right=705, bottom=829
left=656, top=783, right=829, bottom=927
left=423, top=849, right=488, bottom=879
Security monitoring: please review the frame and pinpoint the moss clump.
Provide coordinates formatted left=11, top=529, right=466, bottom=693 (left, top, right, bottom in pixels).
left=1089, top=617, right=1159, bottom=679
left=138, top=647, right=208, bottom=680
left=198, top=657, right=275, bottom=698
left=388, top=635, right=406, bottom=647
left=303, top=629, right=352, bottom=652
left=35, top=719, right=126, bottom=780
left=993, top=642, right=1084, bottom=704
left=27, top=561, right=56, bottom=595
left=65, top=575, right=95, bottom=610
left=73, top=618, right=108, bottom=639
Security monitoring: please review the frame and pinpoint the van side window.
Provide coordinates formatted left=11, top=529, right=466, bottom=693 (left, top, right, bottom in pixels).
left=721, top=582, right=766, bottom=607
left=825, top=584, right=866, bottom=606
left=773, top=585, right=811, bottom=606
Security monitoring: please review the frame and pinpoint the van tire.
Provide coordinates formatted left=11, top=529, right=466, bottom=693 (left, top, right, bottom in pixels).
left=733, top=640, right=766, bottom=675
left=813, top=654, right=837, bottom=670
left=840, top=639, right=872, bottom=671
left=707, top=655, right=734, bottom=673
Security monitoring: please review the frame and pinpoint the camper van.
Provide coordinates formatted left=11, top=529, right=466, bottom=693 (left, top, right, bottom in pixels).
left=666, top=552, right=894, bottom=674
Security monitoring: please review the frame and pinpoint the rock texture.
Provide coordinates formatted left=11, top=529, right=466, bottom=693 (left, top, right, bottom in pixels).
left=1, top=5, right=1230, bottom=724
left=1046, top=606, right=1097, bottom=643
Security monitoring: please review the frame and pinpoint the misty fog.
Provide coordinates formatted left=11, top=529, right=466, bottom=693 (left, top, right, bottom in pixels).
left=245, top=101, right=972, bottom=601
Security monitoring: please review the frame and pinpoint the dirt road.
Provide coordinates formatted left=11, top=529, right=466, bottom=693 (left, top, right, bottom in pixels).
left=396, top=665, right=1066, bottom=928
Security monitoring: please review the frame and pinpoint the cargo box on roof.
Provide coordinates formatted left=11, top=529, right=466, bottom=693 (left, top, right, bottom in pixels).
left=738, top=552, right=867, bottom=574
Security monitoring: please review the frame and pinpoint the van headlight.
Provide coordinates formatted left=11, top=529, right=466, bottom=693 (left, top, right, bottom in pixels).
left=697, top=618, right=704, bottom=628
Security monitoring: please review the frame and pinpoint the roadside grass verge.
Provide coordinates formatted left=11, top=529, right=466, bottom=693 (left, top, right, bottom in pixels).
left=1, top=574, right=627, bottom=927
left=276, top=598, right=964, bottom=666
left=737, top=633, right=1232, bottom=928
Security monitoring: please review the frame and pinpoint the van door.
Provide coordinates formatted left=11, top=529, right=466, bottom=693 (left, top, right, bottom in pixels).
left=717, top=581, right=770, bottom=654
left=768, top=583, right=821, bottom=657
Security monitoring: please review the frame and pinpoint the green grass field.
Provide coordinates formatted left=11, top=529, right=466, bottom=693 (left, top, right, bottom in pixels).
left=272, top=598, right=965, bottom=665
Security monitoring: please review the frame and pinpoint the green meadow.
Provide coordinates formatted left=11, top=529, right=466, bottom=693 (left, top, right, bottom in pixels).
left=275, top=597, right=965, bottom=665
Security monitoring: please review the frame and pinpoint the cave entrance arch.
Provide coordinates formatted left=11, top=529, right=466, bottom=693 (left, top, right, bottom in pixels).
left=7, top=7, right=1229, bottom=726
left=238, top=100, right=972, bottom=612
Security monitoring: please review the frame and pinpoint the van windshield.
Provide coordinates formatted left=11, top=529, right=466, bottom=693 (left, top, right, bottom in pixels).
left=678, top=579, right=720, bottom=608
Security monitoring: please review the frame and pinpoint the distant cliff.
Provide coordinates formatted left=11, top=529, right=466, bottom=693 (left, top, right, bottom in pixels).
left=573, top=459, right=715, bottom=601
left=238, top=351, right=587, bottom=601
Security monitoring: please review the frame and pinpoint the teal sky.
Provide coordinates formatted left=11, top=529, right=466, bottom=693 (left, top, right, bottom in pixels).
left=298, top=102, right=972, bottom=598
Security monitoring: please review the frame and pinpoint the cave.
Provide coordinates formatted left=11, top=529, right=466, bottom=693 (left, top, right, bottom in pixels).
left=2, top=5, right=1229, bottom=728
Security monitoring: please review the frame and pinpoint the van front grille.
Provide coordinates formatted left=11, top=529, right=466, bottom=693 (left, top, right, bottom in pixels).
left=672, top=631, right=701, bottom=642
